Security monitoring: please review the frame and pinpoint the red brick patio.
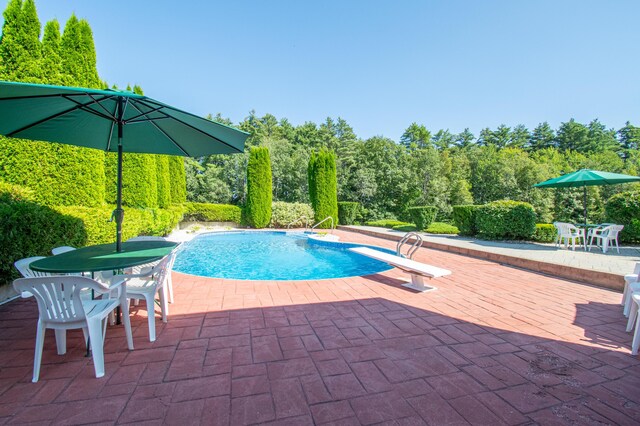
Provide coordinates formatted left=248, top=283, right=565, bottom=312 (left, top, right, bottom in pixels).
left=0, top=230, right=638, bottom=425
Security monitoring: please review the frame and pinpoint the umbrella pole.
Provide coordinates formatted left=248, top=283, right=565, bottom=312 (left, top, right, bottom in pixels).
left=115, top=98, right=125, bottom=252
left=583, top=186, right=587, bottom=225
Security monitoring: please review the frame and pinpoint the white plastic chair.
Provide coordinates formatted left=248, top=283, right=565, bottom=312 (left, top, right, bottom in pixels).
left=626, top=293, right=640, bottom=355
left=588, top=224, right=624, bottom=253
left=622, top=262, right=640, bottom=317
left=125, top=236, right=175, bottom=303
left=112, top=255, right=172, bottom=342
left=556, top=223, right=585, bottom=250
left=51, top=246, right=76, bottom=255
left=15, top=257, right=55, bottom=298
left=13, top=276, right=134, bottom=382
left=552, top=222, right=562, bottom=246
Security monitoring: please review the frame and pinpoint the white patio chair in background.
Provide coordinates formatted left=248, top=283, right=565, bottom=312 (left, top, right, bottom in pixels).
left=111, top=254, right=172, bottom=342
left=125, top=236, right=176, bottom=303
left=588, top=224, right=624, bottom=253
left=13, top=276, right=134, bottom=382
left=51, top=246, right=76, bottom=255
left=555, top=222, right=585, bottom=250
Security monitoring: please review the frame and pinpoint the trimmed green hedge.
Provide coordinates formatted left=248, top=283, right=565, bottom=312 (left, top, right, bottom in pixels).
left=392, top=224, right=417, bottom=232
left=338, top=201, right=359, bottom=225
left=156, top=155, right=171, bottom=208
left=532, top=223, right=556, bottom=243
left=308, top=149, right=338, bottom=228
left=169, top=156, right=187, bottom=204
left=452, top=205, right=480, bottom=236
left=605, top=191, right=640, bottom=243
left=366, top=219, right=411, bottom=228
left=270, top=202, right=314, bottom=228
left=183, top=202, right=242, bottom=223
left=476, top=200, right=536, bottom=239
left=407, top=206, right=437, bottom=230
left=426, top=222, right=459, bottom=234
left=245, top=147, right=272, bottom=228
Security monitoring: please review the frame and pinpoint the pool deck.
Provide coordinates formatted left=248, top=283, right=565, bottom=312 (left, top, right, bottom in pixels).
left=0, top=230, right=639, bottom=424
left=341, top=225, right=640, bottom=291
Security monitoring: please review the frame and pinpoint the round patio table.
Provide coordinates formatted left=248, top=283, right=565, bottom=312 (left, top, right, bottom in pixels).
left=30, top=240, right=178, bottom=273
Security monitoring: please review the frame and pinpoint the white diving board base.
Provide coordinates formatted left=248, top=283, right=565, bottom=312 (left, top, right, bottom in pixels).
left=349, top=246, right=451, bottom=293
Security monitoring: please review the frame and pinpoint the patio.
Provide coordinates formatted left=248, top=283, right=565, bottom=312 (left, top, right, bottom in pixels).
left=0, top=230, right=638, bottom=425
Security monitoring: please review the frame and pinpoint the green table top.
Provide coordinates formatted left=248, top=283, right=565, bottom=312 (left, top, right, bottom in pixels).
left=30, top=241, right=179, bottom=273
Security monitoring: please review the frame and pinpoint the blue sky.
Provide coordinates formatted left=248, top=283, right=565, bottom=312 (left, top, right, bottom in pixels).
left=23, top=0, right=640, bottom=141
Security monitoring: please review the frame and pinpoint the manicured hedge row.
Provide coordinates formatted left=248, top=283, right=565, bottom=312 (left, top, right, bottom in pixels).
left=452, top=205, right=480, bottom=236
left=532, top=224, right=556, bottom=243
left=605, top=191, right=640, bottom=243
left=183, top=202, right=242, bottom=223
left=270, top=202, right=314, bottom=228
left=338, top=202, right=359, bottom=225
left=476, top=200, right=536, bottom=239
left=407, top=206, right=437, bottom=230
left=365, top=219, right=411, bottom=228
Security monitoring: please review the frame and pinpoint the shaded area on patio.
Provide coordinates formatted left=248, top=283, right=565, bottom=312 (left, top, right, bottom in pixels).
left=0, top=230, right=638, bottom=424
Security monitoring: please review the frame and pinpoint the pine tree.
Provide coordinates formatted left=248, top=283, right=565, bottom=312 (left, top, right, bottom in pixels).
left=41, top=19, right=62, bottom=84
left=529, top=122, right=555, bottom=151
left=455, top=128, right=475, bottom=148
left=556, top=119, right=588, bottom=152
left=618, top=121, right=640, bottom=160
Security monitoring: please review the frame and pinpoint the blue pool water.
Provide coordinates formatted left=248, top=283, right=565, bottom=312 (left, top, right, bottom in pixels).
left=172, top=231, right=393, bottom=280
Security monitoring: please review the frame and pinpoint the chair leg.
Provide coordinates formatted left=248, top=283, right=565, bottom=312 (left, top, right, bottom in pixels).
left=54, top=329, right=66, bottom=355
left=627, top=301, right=638, bottom=332
left=145, top=294, right=157, bottom=342
left=32, top=320, right=46, bottom=383
left=119, top=291, right=134, bottom=351
left=86, top=319, right=105, bottom=378
left=624, top=290, right=634, bottom=317
left=622, top=282, right=629, bottom=306
left=632, top=314, right=640, bottom=355
left=167, top=274, right=174, bottom=304
left=159, top=285, right=169, bottom=323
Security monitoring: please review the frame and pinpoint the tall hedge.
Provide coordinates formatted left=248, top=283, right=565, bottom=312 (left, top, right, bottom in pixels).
left=452, top=205, right=481, bottom=236
left=105, top=152, right=158, bottom=208
left=338, top=201, right=359, bottom=225
left=245, top=146, right=272, bottom=228
left=407, top=206, right=438, bottom=230
left=156, top=155, right=171, bottom=208
left=169, top=156, right=187, bottom=204
left=476, top=200, right=536, bottom=239
left=605, top=191, right=640, bottom=243
left=308, top=149, right=338, bottom=228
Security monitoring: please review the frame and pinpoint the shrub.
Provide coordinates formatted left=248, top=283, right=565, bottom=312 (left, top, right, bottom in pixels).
left=605, top=191, right=640, bottom=243
left=168, top=156, right=187, bottom=204
left=270, top=202, right=314, bottom=228
left=183, top=202, right=242, bottom=223
left=156, top=155, right=171, bottom=208
left=366, top=219, right=411, bottom=228
left=245, top=147, right=272, bottom=228
left=0, top=183, right=87, bottom=286
left=105, top=152, right=158, bottom=207
left=392, top=224, right=417, bottom=232
left=407, top=206, right=438, bottom=230
left=476, top=200, right=536, bottom=239
left=308, top=149, right=338, bottom=228
left=338, top=202, right=360, bottom=225
left=426, top=222, right=459, bottom=234
left=452, top=205, right=481, bottom=236
left=532, top=223, right=556, bottom=243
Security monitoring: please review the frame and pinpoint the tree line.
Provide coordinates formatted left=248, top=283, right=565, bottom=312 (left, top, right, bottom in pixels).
left=188, top=112, right=640, bottom=224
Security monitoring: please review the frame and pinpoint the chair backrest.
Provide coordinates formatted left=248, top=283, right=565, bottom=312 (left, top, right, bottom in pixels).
left=606, top=224, right=624, bottom=238
left=13, top=276, right=102, bottom=323
left=126, top=236, right=167, bottom=242
left=14, top=257, right=50, bottom=278
left=51, top=246, right=76, bottom=255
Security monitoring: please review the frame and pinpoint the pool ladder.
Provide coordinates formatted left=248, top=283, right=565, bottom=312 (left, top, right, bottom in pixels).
left=286, top=215, right=310, bottom=230
left=397, top=232, right=422, bottom=259
left=311, top=216, right=334, bottom=233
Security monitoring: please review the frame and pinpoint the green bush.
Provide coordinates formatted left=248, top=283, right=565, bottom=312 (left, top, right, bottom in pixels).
left=0, top=183, right=87, bottom=286
left=532, top=223, right=556, bottom=243
left=366, top=219, right=411, bottom=228
left=183, top=202, right=242, bottom=223
left=452, top=205, right=481, bottom=236
left=426, top=222, right=459, bottom=234
left=156, top=155, right=171, bottom=208
left=245, top=147, right=272, bottom=228
left=308, top=149, right=338, bottom=228
left=392, top=224, right=417, bottom=232
left=270, top=202, right=314, bottom=228
left=605, top=191, right=640, bottom=243
left=104, top=152, right=159, bottom=207
left=169, top=156, right=187, bottom=204
left=338, top=202, right=360, bottom=225
left=476, top=200, right=536, bottom=239
left=407, top=206, right=438, bottom=230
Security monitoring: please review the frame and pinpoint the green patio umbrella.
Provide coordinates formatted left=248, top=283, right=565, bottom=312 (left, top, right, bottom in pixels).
left=0, top=80, right=249, bottom=251
left=533, top=169, right=640, bottom=224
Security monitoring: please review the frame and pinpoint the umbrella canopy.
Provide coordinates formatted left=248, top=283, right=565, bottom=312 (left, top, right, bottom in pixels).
left=0, top=80, right=249, bottom=251
left=533, top=169, right=640, bottom=223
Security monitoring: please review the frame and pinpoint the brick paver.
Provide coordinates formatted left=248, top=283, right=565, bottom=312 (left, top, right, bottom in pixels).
left=0, top=229, right=638, bottom=425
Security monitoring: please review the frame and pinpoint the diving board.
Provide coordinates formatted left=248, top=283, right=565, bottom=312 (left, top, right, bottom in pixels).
left=349, top=246, right=452, bottom=292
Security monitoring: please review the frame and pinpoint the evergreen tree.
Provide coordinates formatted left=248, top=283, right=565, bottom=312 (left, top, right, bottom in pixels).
left=529, top=122, right=555, bottom=151
left=585, top=119, right=619, bottom=153
left=0, top=0, right=41, bottom=82
left=618, top=121, right=640, bottom=160
left=556, top=119, right=588, bottom=152
left=245, top=146, right=272, bottom=228
left=41, top=19, right=62, bottom=84
left=308, top=149, right=338, bottom=227
left=432, top=129, right=454, bottom=150
left=455, top=128, right=475, bottom=148
left=400, top=123, right=431, bottom=150
left=509, top=124, right=530, bottom=149
left=477, top=127, right=495, bottom=146
left=60, top=14, right=84, bottom=86
left=168, top=156, right=187, bottom=204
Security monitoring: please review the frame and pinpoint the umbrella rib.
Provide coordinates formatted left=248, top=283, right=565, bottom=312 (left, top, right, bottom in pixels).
left=132, top=99, right=241, bottom=153
left=63, top=94, right=118, bottom=121
left=124, top=106, right=165, bottom=122
left=126, top=101, right=190, bottom=156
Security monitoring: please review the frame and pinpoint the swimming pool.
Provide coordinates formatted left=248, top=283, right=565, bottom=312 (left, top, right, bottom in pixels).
left=172, top=231, right=393, bottom=280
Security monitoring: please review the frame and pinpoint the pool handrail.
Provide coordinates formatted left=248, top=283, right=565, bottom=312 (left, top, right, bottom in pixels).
left=311, top=216, right=334, bottom=233
left=287, top=215, right=311, bottom=229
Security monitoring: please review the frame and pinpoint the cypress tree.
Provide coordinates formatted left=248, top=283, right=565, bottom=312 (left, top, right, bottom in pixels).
left=168, top=156, right=187, bottom=204
left=41, top=19, right=62, bottom=84
left=60, top=14, right=82, bottom=86
left=156, top=155, right=171, bottom=208
left=245, top=146, right=272, bottom=228
left=308, top=149, right=338, bottom=228
left=77, top=19, right=100, bottom=88
left=0, top=0, right=41, bottom=82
